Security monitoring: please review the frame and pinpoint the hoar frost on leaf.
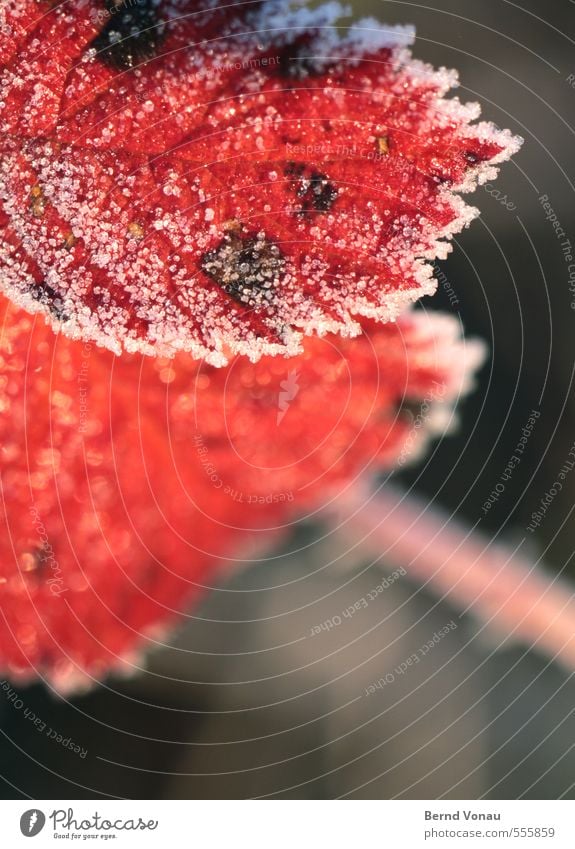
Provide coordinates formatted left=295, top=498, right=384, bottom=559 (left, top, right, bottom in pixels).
left=0, top=0, right=521, bottom=365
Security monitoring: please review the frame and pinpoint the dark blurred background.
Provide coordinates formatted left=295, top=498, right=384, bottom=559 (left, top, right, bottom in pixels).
left=1, top=0, right=574, bottom=799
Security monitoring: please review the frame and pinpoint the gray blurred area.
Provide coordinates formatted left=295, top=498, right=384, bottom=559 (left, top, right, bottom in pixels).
left=2, top=528, right=573, bottom=799
left=1, top=0, right=575, bottom=799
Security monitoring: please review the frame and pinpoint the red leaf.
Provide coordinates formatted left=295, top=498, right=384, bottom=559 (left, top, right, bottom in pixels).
left=0, top=0, right=520, bottom=364
left=0, top=294, right=482, bottom=689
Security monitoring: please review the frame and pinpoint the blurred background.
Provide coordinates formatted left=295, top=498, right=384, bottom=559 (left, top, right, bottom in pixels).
left=1, top=0, right=575, bottom=799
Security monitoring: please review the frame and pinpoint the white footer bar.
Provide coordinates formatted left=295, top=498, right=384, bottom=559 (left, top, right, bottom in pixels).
left=2, top=800, right=573, bottom=848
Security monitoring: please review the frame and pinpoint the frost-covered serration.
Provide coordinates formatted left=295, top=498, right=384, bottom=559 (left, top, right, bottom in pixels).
left=0, top=0, right=521, bottom=364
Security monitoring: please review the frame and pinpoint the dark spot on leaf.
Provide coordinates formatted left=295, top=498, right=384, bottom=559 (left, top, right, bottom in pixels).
left=285, top=163, right=338, bottom=215
left=30, top=282, right=70, bottom=322
left=201, top=231, right=285, bottom=307
left=464, top=150, right=480, bottom=165
left=285, top=161, right=306, bottom=179
left=90, top=0, right=165, bottom=71
left=31, top=546, right=51, bottom=574
left=395, top=397, right=427, bottom=422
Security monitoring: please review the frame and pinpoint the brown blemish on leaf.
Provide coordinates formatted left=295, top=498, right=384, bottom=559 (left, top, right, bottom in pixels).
left=61, top=231, right=77, bottom=250
left=127, top=221, right=145, bottom=240
left=377, top=136, right=390, bottom=155
left=29, top=185, right=46, bottom=218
